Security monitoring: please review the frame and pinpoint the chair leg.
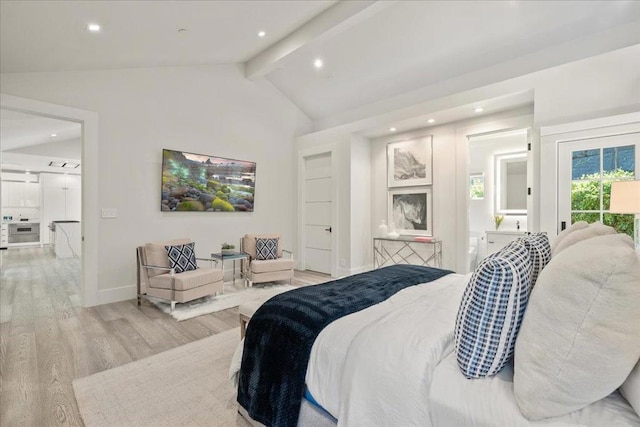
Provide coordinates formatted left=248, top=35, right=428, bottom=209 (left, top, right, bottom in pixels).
left=137, top=294, right=141, bottom=306
left=170, top=301, right=176, bottom=312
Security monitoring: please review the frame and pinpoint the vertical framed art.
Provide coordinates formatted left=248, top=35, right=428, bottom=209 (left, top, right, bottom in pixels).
left=387, top=136, right=433, bottom=187
left=388, top=187, right=433, bottom=236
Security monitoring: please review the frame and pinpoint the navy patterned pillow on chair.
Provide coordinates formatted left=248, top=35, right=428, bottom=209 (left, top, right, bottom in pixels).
left=164, top=242, right=198, bottom=273
left=255, top=238, right=278, bottom=260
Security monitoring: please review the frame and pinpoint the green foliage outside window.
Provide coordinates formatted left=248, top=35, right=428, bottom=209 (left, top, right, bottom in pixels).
left=571, top=169, right=634, bottom=237
left=470, top=175, right=484, bottom=200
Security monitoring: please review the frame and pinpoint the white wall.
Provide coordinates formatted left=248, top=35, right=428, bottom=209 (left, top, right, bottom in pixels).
left=349, top=134, right=371, bottom=273
left=297, top=45, right=640, bottom=275
left=370, top=109, right=532, bottom=272
left=1, top=65, right=312, bottom=303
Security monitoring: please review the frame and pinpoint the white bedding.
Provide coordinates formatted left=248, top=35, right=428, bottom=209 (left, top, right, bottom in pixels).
left=429, top=352, right=640, bottom=426
left=306, top=273, right=468, bottom=426
left=231, top=271, right=640, bottom=426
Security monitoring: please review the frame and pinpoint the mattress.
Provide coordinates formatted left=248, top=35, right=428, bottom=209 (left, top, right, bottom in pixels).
left=305, top=272, right=468, bottom=425
left=429, top=352, right=640, bottom=426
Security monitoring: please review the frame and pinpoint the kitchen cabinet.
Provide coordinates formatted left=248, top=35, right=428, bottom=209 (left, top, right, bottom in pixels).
left=1, top=181, right=40, bottom=207
left=41, top=173, right=81, bottom=245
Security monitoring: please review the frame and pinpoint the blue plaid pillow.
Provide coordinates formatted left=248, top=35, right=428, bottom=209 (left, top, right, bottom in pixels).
left=520, top=233, right=551, bottom=286
left=255, top=238, right=278, bottom=260
left=454, top=239, right=533, bottom=378
left=164, top=242, right=198, bottom=274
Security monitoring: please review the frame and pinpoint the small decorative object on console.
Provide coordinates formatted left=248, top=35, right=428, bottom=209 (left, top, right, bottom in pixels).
left=494, top=214, right=504, bottom=230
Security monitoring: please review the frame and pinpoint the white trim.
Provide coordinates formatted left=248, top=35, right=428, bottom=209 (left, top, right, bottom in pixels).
left=336, top=265, right=371, bottom=278
left=98, top=284, right=137, bottom=305
left=541, top=112, right=640, bottom=136
left=1, top=93, right=99, bottom=307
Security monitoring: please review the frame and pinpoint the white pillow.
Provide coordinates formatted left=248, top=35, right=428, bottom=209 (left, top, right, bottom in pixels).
left=551, top=221, right=615, bottom=257
left=621, top=360, right=640, bottom=416
left=514, top=233, right=640, bottom=420
left=550, top=220, right=588, bottom=255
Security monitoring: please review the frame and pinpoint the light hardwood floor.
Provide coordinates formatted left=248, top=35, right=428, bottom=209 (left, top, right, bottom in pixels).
left=0, top=246, right=328, bottom=427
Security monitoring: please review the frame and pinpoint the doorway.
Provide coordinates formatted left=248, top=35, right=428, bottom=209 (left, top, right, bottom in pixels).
left=303, top=152, right=332, bottom=274
left=467, top=128, right=530, bottom=267
left=1, top=109, right=83, bottom=302
left=0, top=93, right=98, bottom=307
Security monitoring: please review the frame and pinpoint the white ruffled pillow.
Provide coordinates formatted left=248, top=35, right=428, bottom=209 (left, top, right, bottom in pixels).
left=621, top=360, right=640, bottom=416
left=551, top=221, right=615, bottom=257
left=514, top=233, right=640, bottom=420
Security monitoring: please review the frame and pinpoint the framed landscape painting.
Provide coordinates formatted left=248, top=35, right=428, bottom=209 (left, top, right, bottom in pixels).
left=161, top=149, right=256, bottom=212
left=388, top=187, right=432, bottom=236
left=387, top=136, right=433, bottom=187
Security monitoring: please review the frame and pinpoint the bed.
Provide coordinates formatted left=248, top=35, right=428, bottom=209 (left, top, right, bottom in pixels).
left=231, top=228, right=640, bottom=427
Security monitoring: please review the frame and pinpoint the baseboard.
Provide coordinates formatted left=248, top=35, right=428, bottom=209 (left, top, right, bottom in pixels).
left=97, top=284, right=137, bottom=305
left=335, top=265, right=373, bottom=277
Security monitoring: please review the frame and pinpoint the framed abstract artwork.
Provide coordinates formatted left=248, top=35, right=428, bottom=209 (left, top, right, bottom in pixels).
left=388, top=187, right=433, bottom=236
left=387, top=136, right=433, bottom=187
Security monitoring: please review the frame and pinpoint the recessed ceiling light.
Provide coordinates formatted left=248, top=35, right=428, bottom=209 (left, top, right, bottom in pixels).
left=50, top=133, right=57, bottom=138
left=87, top=23, right=101, bottom=33
left=389, top=127, right=397, bottom=132
left=427, top=118, right=435, bottom=124
left=258, top=31, right=266, bottom=38
left=474, top=107, right=484, bottom=113
left=49, top=161, right=65, bottom=167
left=313, top=58, right=323, bottom=69
left=63, top=162, right=80, bottom=168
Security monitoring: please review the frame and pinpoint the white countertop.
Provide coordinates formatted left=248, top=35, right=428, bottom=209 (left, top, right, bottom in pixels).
left=2, top=220, right=40, bottom=224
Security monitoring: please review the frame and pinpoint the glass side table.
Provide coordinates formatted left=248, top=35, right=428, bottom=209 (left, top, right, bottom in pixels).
left=210, top=252, right=249, bottom=286
left=373, top=236, right=442, bottom=269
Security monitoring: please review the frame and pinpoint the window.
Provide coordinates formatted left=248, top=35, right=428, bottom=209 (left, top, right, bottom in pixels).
left=470, top=173, right=484, bottom=200
left=566, top=144, right=636, bottom=237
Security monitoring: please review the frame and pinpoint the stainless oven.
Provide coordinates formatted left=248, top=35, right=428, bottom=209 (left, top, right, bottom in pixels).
left=8, top=223, right=40, bottom=243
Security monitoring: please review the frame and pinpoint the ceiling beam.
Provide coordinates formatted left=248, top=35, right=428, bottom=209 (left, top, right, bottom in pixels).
left=244, top=0, right=387, bottom=80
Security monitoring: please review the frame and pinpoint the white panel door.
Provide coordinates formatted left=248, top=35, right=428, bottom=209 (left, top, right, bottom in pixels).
left=558, top=133, right=638, bottom=234
left=304, top=153, right=332, bottom=274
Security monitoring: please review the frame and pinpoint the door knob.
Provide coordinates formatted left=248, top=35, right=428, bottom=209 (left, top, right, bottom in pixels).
left=325, top=227, right=332, bottom=233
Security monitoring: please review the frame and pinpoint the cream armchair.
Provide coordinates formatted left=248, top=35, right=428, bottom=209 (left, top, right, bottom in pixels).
left=136, top=238, right=224, bottom=311
left=241, top=233, right=294, bottom=287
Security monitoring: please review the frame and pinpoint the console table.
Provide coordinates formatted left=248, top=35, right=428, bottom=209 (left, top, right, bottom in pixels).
left=373, top=237, right=442, bottom=269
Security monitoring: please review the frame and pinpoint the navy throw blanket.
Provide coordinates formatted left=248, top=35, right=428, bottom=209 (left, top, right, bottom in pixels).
left=237, top=264, right=453, bottom=427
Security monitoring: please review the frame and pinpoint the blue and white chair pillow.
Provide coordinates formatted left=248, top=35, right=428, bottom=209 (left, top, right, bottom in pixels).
left=454, top=239, right=533, bottom=378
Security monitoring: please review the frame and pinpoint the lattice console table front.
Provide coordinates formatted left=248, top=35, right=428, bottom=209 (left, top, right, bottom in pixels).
left=373, top=237, right=442, bottom=269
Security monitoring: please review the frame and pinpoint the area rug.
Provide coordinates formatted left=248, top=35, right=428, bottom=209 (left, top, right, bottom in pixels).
left=73, top=328, right=249, bottom=427
left=148, top=282, right=296, bottom=321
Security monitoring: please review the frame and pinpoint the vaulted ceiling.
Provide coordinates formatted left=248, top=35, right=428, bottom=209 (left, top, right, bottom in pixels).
left=2, top=1, right=640, bottom=127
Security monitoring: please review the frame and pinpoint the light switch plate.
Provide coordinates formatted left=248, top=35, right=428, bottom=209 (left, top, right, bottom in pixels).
left=101, top=208, right=117, bottom=218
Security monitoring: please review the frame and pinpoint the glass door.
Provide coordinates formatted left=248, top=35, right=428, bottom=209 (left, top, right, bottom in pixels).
left=558, top=133, right=639, bottom=236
